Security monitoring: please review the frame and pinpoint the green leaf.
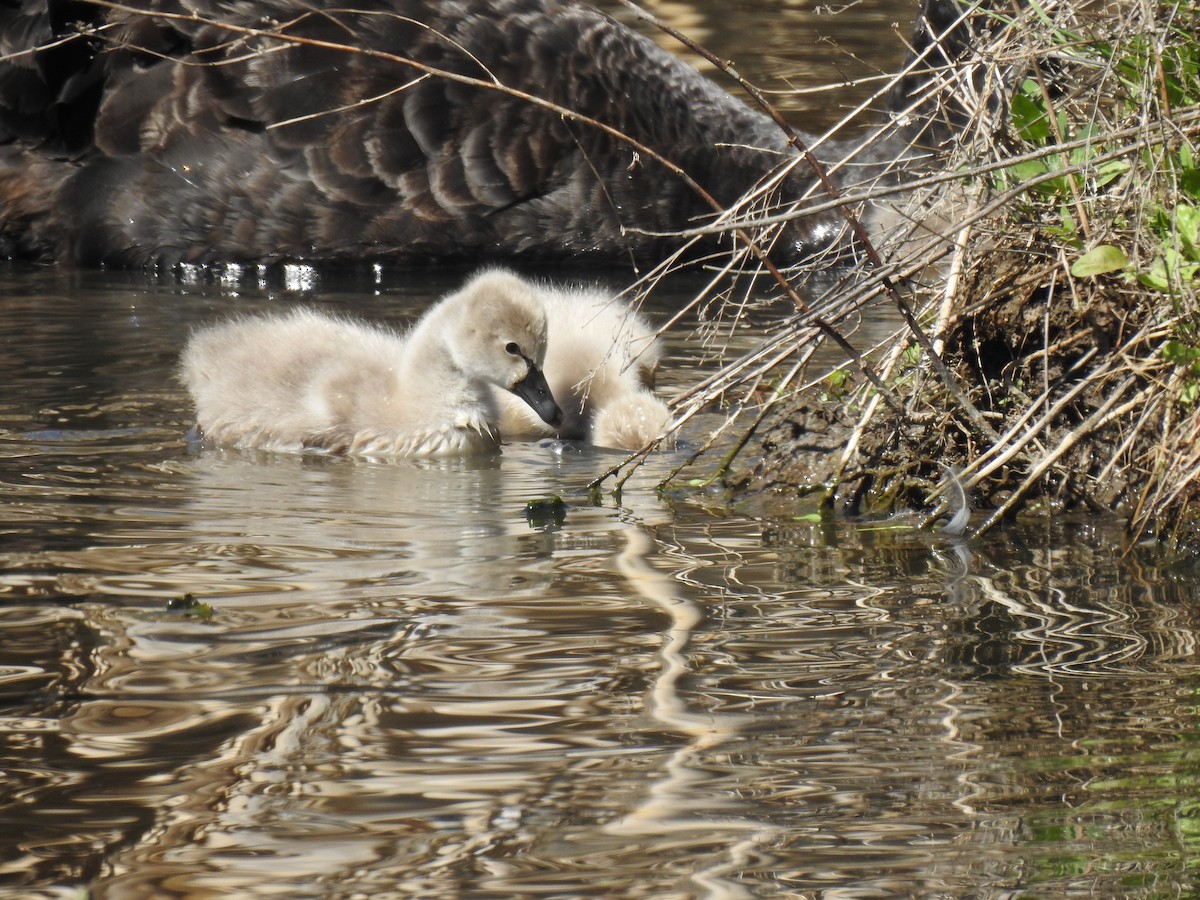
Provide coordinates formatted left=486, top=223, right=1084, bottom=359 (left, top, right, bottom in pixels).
left=1163, top=340, right=1200, bottom=367
left=1175, top=205, right=1200, bottom=260
left=1180, top=168, right=1200, bottom=201
left=1163, top=245, right=1200, bottom=282
left=1091, top=159, right=1130, bottom=189
left=1007, top=159, right=1049, bottom=182
left=1011, top=82, right=1051, bottom=143
left=1137, top=257, right=1173, bottom=292
left=1071, top=244, right=1129, bottom=277
left=1139, top=247, right=1200, bottom=293
left=1047, top=205, right=1080, bottom=244
left=1068, top=125, right=1101, bottom=166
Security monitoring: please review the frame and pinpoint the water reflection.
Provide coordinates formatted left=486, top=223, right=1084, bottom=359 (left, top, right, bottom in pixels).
left=0, top=0, right=1176, bottom=888
left=606, top=0, right=913, bottom=126
left=2, top=263, right=1200, bottom=895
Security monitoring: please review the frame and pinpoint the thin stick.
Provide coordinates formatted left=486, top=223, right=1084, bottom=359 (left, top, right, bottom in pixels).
left=614, top=0, right=1000, bottom=442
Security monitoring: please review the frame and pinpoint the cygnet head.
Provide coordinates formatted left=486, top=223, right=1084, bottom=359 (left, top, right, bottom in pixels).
left=440, top=269, right=564, bottom=428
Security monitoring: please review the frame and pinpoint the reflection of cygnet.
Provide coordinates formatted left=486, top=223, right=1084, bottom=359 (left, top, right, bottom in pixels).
left=179, top=270, right=563, bottom=456
left=492, top=281, right=671, bottom=451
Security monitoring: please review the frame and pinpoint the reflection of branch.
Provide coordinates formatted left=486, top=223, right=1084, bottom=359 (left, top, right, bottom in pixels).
left=605, top=526, right=771, bottom=864
left=616, top=526, right=704, bottom=735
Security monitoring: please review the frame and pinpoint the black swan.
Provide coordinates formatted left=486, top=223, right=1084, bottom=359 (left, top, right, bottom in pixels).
left=0, top=0, right=972, bottom=268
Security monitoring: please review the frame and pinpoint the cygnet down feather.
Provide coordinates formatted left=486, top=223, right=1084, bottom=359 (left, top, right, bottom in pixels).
left=491, top=279, right=671, bottom=450
left=179, top=271, right=563, bottom=456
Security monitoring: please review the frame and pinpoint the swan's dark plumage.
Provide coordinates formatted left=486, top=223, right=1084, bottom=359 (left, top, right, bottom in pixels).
left=0, top=0, right=969, bottom=267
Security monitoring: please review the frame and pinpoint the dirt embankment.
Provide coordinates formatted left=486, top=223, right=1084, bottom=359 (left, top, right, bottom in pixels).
left=725, top=1, right=1200, bottom=548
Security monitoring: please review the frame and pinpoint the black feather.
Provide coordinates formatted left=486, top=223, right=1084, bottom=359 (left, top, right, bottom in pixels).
left=0, top=0, right=976, bottom=267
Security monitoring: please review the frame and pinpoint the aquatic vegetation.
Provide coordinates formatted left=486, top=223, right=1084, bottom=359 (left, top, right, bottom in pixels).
left=166, top=593, right=215, bottom=620
left=524, top=495, right=569, bottom=530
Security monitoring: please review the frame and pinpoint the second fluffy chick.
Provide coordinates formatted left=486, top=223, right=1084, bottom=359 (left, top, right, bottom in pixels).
left=490, top=276, right=670, bottom=451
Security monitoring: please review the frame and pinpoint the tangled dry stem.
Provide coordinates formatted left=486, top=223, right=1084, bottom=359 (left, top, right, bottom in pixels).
left=643, top=0, right=1200, bottom=549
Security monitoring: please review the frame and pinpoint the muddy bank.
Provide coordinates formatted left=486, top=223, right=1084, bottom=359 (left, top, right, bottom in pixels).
left=725, top=0, right=1200, bottom=548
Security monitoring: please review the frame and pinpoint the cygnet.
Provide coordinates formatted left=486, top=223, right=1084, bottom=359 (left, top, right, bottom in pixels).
left=492, top=279, right=671, bottom=450
left=180, top=270, right=563, bottom=456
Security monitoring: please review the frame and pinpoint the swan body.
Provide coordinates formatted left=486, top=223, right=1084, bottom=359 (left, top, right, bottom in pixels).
left=180, top=270, right=562, bottom=456
left=0, top=0, right=970, bottom=268
left=492, top=281, right=670, bottom=451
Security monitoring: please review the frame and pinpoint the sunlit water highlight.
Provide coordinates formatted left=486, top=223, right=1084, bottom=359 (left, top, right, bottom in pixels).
left=2, top=264, right=1200, bottom=900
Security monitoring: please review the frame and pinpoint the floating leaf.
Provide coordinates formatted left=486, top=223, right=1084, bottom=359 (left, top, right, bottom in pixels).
left=524, top=495, right=568, bottom=530
left=1071, top=244, right=1129, bottom=277
left=166, top=593, right=214, bottom=619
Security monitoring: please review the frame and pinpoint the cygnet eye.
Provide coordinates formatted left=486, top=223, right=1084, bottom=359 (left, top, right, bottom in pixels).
left=505, top=342, right=521, bottom=356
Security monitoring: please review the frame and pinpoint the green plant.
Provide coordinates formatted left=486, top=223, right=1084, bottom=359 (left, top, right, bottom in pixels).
left=1071, top=194, right=1200, bottom=292
left=1162, top=338, right=1200, bottom=403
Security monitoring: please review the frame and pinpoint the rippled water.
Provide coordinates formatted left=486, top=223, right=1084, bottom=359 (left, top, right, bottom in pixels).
left=4, top=263, right=1200, bottom=899
left=5, top=3, right=1200, bottom=898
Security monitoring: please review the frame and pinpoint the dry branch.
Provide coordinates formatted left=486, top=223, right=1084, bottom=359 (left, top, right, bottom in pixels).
left=702, top=0, right=1200, bottom=549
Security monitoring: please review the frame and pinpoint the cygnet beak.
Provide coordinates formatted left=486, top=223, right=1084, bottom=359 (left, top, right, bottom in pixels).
left=511, top=365, right=563, bottom=427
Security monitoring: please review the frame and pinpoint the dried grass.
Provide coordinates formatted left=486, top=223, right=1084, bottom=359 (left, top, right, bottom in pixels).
left=614, top=0, right=1200, bottom=549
